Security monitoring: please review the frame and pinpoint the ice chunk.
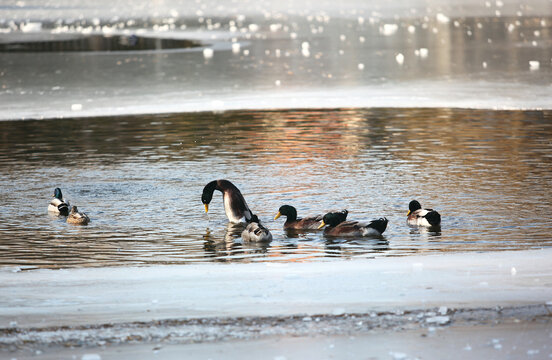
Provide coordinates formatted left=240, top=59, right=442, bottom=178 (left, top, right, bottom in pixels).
left=269, top=23, right=282, bottom=32
left=231, top=43, right=241, bottom=54
left=426, top=315, right=450, bottom=325
left=395, top=53, right=404, bottom=65
left=82, top=355, right=101, bottom=360
left=275, top=80, right=281, bottom=86
left=438, top=306, right=448, bottom=315
left=407, top=25, right=416, bottom=34
left=508, top=24, right=515, bottom=32
left=482, top=61, right=488, bottom=69
left=389, top=352, right=407, bottom=360
left=380, top=24, right=398, bottom=36
left=248, top=24, right=259, bottom=32
left=419, top=48, right=428, bottom=58
left=301, top=42, right=310, bottom=57
left=511, top=267, right=517, bottom=275
left=358, top=63, right=365, bottom=70
left=529, top=61, right=540, bottom=71
left=436, top=13, right=450, bottom=24
left=71, top=104, right=82, bottom=111
left=20, top=22, right=42, bottom=32
left=203, top=48, right=214, bottom=59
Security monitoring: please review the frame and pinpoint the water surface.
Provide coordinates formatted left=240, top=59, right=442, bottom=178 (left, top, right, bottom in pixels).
left=1, top=108, right=551, bottom=268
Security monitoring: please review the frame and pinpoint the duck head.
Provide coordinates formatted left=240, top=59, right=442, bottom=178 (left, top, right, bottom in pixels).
left=201, top=180, right=218, bottom=213
left=408, top=200, right=421, bottom=216
left=53, top=188, right=63, bottom=200
left=274, top=205, right=297, bottom=221
left=318, top=211, right=347, bottom=229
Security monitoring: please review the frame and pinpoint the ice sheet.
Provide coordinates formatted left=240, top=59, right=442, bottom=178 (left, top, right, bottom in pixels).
left=1, top=249, right=551, bottom=329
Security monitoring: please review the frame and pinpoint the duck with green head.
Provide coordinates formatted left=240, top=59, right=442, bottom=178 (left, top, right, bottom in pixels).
left=407, top=200, right=441, bottom=227
left=274, top=205, right=348, bottom=230
left=318, top=212, right=388, bottom=237
left=48, top=187, right=70, bottom=216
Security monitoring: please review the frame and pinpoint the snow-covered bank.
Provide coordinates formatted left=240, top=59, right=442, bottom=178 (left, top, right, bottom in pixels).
left=1, top=249, right=551, bottom=329
left=3, top=81, right=552, bottom=121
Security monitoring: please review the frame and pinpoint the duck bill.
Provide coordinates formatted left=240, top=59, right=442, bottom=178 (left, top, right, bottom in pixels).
left=274, top=211, right=281, bottom=220
left=204, top=204, right=209, bottom=213
left=317, top=221, right=326, bottom=230
left=407, top=210, right=411, bottom=216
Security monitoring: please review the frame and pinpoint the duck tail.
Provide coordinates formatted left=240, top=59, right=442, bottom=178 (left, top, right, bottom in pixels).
left=369, top=217, right=388, bottom=235
left=424, top=211, right=441, bottom=227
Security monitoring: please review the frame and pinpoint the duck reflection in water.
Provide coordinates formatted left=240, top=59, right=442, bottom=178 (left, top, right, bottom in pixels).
left=203, top=223, right=270, bottom=259
left=324, top=238, right=390, bottom=257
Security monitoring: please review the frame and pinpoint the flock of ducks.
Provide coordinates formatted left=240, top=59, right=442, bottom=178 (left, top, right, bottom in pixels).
left=48, top=179, right=441, bottom=238
left=202, top=179, right=441, bottom=242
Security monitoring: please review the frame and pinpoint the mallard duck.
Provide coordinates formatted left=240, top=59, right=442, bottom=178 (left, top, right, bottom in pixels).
left=241, top=215, right=272, bottom=242
left=48, top=187, right=70, bottom=216
left=66, top=206, right=90, bottom=225
left=274, top=205, right=348, bottom=230
left=202, top=180, right=254, bottom=223
left=318, top=212, right=388, bottom=237
left=407, top=200, right=441, bottom=227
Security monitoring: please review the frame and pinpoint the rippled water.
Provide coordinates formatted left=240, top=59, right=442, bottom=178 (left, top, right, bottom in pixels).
left=0, top=108, right=551, bottom=268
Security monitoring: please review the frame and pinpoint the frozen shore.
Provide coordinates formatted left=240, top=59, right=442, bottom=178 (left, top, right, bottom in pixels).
left=2, top=249, right=552, bottom=329
left=1, top=249, right=551, bottom=358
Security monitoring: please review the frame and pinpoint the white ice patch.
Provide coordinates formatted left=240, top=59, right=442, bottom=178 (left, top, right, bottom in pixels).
left=529, top=61, right=540, bottom=71
left=82, top=354, right=102, bottom=360
left=426, top=315, right=450, bottom=325
left=20, top=22, right=42, bottom=32
left=231, top=43, right=241, bottom=54
left=395, top=53, right=404, bottom=65
left=380, top=24, right=398, bottom=36
left=203, top=48, right=214, bottom=59
left=436, top=13, right=450, bottom=23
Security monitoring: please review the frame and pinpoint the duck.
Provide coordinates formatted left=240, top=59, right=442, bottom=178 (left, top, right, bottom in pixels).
left=241, top=215, right=273, bottom=242
left=318, top=211, right=388, bottom=237
left=407, top=200, right=441, bottom=227
left=48, top=187, right=70, bottom=216
left=202, top=179, right=254, bottom=223
left=66, top=206, right=90, bottom=225
left=274, top=205, right=348, bottom=230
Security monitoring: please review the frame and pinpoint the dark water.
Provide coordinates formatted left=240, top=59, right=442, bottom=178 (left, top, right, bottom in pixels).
left=0, top=34, right=199, bottom=52
left=0, top=108, right=551, bottom=268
